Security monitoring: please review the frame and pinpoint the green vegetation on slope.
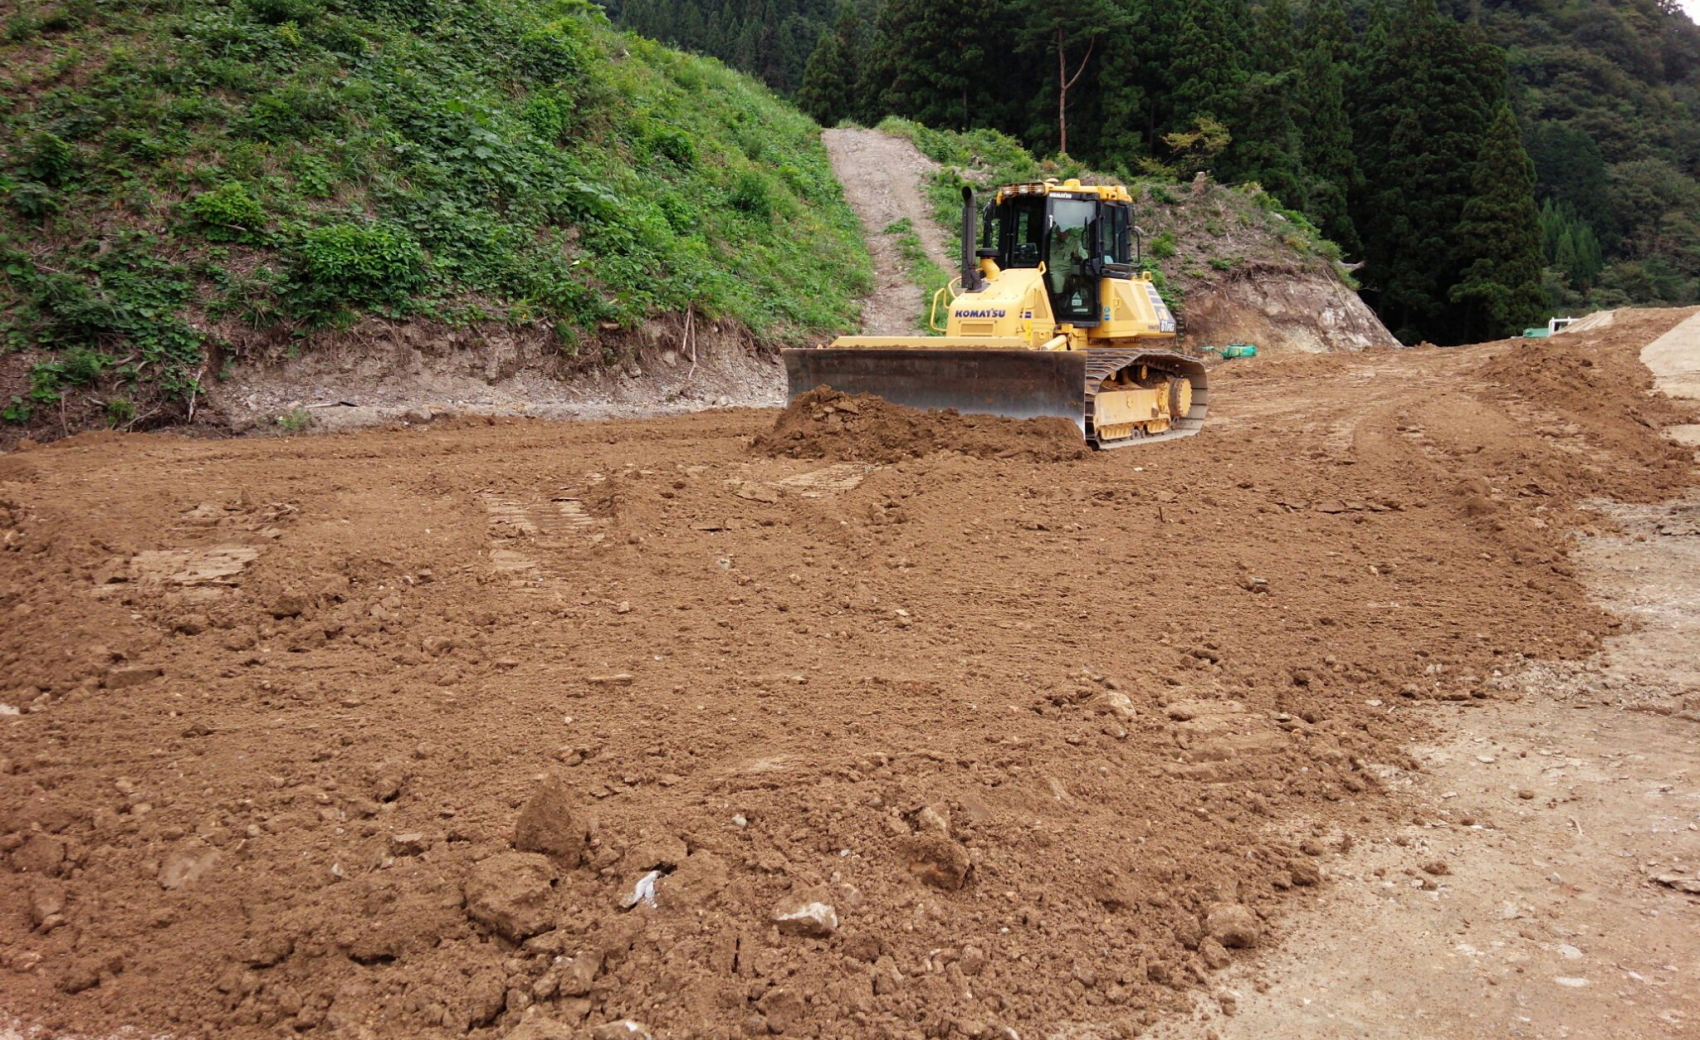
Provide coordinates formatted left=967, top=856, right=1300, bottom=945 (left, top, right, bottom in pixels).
left=0, top=0, right=871, bottom=429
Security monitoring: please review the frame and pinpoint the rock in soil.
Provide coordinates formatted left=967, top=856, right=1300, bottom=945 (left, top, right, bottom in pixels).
left=771, top=886, right=839, bottom=937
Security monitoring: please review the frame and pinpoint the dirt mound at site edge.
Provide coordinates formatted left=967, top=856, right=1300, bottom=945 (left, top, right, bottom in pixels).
left=754, top=386, right=1089, bottom=463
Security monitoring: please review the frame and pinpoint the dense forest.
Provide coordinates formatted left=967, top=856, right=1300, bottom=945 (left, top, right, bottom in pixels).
left=616, top=0, right=1700, bottom=344
left=603, top=0, right=838, bottom=93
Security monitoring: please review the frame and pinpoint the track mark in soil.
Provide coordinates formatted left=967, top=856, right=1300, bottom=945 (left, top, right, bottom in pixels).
left=768, top=463, right=872, bottom=495
left=91, top=546, right=261, bottom=600
left=480, top=489, right=603, bottom=584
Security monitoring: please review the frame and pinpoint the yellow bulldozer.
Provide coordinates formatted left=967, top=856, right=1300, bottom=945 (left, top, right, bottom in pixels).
left=783, top=179, right=1207, bottom=448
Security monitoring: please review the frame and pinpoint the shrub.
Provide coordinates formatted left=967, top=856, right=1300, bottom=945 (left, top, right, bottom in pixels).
left=523, top=94, right=570, bottom=143
left=1148, top=232, right=1178, bottom=260
left=646, top=126, right=696, bottom=168
left=242, top=86, right=339, bottom=141
left=184, top=182, right=267, bottom=241
left=287, top=153, right=337, bottom=197
left=727, top=170, right=772, bottom=219
left=276, top=405, right=314, bottom=431
left=51, top=346, right=110, bottom=385
left=5, top=12, right=40, bottom=43
left=514, top=21, right=587, bottom=83
left=244, top=0, right=326, bottom=25
left=291, top=221, right=427, bottom=314
left=5, top=179, right=59, bottom=220
left=22, top=132, right=78, bottom=187
left=307, top=15, right=367, bottom=56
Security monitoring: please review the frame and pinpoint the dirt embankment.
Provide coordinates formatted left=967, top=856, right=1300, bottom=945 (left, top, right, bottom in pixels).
left=205, top=310, right=784, bottom=436
left=0, top=311, right=787, bottom=454
left=1178, top=260, right=1400, bottom=354
left=0, top=309, right=1694, bottom=1040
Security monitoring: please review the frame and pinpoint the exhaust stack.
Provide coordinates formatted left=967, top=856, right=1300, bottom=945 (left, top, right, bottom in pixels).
left=960, top=186, right=981, bottom=292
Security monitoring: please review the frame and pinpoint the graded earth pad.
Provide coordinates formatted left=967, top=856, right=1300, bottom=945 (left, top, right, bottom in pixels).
left=1, top=309, right=1695, bottom=1040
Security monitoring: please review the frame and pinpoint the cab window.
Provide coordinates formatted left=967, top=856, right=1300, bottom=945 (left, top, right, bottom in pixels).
left=999, top=197, right=1046, bottom=267
left=1106, top=204, right=1132, bottom=265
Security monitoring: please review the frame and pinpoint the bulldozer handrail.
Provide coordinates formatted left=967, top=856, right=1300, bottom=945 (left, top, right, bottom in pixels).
left=928, top=276, right=965, bottom=332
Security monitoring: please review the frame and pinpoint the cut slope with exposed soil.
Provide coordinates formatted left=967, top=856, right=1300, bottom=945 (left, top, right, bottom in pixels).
left=0, top=309, right=1694, bottom=1040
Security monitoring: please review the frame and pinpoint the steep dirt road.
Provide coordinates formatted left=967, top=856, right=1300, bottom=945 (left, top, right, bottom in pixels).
left=822, top=128, right=956, bottom=336
left=1, top=310, right=1696, bottom=1040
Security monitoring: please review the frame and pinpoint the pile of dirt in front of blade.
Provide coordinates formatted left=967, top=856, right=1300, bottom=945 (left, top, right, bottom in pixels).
left=754, top=387, right=1090, bottom=463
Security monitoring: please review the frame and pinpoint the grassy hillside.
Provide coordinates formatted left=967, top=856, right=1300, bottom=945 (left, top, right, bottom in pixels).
left=873, top=117, right=1352, bottom=327
left=0, top=0, right=871, bottom=432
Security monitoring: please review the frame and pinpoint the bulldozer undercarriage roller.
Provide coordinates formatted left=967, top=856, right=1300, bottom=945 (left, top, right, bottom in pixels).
left=781, top=347, right=1208, bottom=449
left=1082, top=349, right=1209, bottom=448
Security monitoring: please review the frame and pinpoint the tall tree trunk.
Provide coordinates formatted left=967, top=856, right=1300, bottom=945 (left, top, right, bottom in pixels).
left=1056, top=29, right=1097, bottom=157
left=1057, top=28, right=1068, bottom=155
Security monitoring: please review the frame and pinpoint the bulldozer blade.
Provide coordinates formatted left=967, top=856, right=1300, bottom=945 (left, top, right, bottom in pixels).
left=782, top=348, right=1088, bottom=431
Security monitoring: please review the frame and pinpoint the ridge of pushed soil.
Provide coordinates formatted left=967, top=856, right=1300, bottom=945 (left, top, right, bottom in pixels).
left=754, top=387, right=1090, bottom=464
left=0, top=308, right=1695, bottom=1040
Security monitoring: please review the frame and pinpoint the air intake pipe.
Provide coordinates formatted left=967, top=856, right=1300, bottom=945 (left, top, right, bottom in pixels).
left=960, top=186, right=982, bottom=292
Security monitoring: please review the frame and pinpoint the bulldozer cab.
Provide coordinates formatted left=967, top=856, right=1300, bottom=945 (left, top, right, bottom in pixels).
left=982, top=190, right=1138, bottom=327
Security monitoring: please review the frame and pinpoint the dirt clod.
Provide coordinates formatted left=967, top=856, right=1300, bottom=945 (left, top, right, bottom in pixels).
left=903, top=834, right=973, bottom=890
left=105, top=666, right=163, bottom=689
left=28, top=877, right=65, bottom=930
left=504, top=1015, right=578, bottom=1040
left=1205, top=903, right=1262, bottom=949
left=465, top=852, right=561, bottom=942
left=157, top=839, right=221, bottom=890
left=771, top=886, right=840, bottom=937
left=513, top=777, right=591, bottom=866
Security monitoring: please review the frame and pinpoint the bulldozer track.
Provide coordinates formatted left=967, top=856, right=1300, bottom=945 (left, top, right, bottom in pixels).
left=1082, top=349, right=1209, bottom=448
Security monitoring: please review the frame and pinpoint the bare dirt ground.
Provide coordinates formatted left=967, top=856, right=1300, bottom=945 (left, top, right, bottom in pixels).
left=1151, top=310, right=1700, bottom=1040
left=1, top=309, right=1697, bottom=1040
left=821, top=129, right=955, bottom=336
